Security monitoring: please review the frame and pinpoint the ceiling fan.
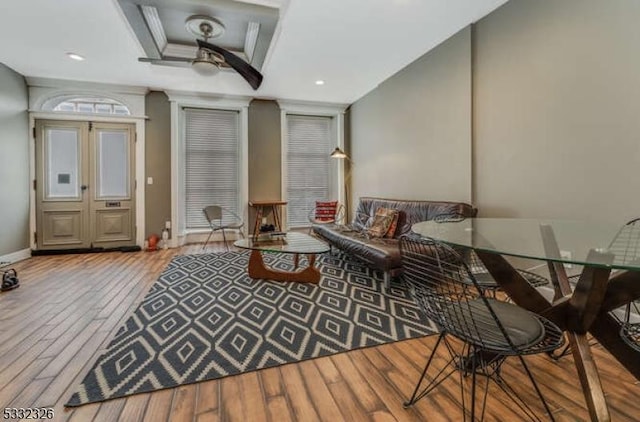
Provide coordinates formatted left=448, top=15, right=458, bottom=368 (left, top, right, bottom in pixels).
left=138, top=15, right=263, bottom=90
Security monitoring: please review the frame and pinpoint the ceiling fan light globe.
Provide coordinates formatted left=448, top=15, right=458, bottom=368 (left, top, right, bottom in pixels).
left=192, top=59, right=220, bottom=76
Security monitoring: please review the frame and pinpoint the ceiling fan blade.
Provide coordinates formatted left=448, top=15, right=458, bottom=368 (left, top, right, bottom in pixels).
left=138, top=57, right=192, bottom=68
left=197, top=39, right=263, bottom=90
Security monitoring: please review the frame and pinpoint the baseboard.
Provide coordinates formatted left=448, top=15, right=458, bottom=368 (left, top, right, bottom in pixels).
left=0, top=248, right=32, bottom=265
left=31, top=246, right=142, bottom=256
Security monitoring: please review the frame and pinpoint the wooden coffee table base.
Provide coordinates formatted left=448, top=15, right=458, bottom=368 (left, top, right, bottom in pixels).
left=247, top=249, right=321, bottom=284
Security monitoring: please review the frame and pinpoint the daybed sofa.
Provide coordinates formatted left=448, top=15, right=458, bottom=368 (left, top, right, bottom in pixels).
left=312, top=197, right=477, bottom=288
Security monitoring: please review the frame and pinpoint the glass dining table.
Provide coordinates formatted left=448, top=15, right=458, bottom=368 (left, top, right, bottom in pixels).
left=412, top=218, right=640, bottom=422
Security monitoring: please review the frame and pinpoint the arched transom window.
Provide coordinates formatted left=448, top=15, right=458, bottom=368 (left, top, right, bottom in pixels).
left=52, top=97, right=131, bottom=115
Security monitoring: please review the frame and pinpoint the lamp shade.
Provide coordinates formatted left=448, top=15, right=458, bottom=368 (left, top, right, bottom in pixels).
left=330, top=147, right=348, bottom=159
left=192, top=59, right=220, bottom=76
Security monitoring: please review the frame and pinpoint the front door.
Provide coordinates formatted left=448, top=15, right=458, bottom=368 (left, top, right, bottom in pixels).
left=35, top=120, right=136, bottom=250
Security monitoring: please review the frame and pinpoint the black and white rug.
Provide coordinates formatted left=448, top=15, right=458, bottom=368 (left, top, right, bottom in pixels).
left=67, top=251, right=436, bottom=406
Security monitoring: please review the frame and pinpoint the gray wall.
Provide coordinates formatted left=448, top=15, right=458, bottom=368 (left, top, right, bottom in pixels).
left=145, top=91, right=172, bottom=237
left=473, top=0, right=640, bottom=221
left=0, top=64, right=29, bottom=256
left=349, top=27, right=472, bottom=206
left=350, top=0, right=640, bottom=223
left=143, top=96, right=283, bottom=236
left=248, top=99, right=282, bottom=233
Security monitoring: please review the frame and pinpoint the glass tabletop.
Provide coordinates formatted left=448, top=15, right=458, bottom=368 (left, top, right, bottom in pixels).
left=234, top=232, right=330, bottom=254
left=411, top=218, right=640, bottom=270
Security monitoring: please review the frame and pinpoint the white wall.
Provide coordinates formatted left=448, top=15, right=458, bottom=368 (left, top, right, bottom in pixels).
left=349, top=27, right=472, bottom=206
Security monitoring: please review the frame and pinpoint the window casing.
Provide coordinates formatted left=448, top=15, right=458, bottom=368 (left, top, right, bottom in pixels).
left=286, top=115, right=336, bottom=227
left=184, top=108, right=241, bottom=229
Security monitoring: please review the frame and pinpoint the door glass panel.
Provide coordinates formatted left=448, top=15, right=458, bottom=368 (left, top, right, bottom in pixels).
left=96, top=130, right=129, bottom=198
left=46, top=128, right=80, bottom=199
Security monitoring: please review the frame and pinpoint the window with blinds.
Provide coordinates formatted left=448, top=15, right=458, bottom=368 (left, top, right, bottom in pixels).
left=286, top=114, right=334, bottom=227
left=184, top=108, right=240, bottom=229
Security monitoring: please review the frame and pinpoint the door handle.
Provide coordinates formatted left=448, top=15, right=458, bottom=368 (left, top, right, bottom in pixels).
left=81, top=185, right=88, bottom=191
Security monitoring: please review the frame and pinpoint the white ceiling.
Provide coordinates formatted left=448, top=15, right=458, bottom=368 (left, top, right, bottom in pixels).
left=0, top=0, right=508, bottom=104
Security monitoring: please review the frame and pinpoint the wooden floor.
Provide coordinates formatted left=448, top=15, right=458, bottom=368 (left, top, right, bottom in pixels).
left=0, top=244, right=639, bottom=422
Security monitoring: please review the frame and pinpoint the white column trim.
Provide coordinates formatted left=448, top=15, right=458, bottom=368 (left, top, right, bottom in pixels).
left=279, top=108, right=288, bottom=227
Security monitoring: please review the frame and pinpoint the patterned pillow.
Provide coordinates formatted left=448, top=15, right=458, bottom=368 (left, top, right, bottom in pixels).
left=367, top=207, right=398, bottom=238
left=315, top=201, right=338, bottom=222
left=384, top=210, right=400, bottom=238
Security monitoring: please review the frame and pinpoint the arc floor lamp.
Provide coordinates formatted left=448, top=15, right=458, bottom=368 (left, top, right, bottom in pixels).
left=330, top=147, right=351, bottom=219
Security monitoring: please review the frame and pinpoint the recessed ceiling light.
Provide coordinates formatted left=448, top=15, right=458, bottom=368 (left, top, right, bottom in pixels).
left=67, top=53, right=85, bottom=61
left=315, top=80, right=325, bottom=86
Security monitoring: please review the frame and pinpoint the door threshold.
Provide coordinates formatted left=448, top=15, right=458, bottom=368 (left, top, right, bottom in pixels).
left=31, top=246, right=141, bottom=256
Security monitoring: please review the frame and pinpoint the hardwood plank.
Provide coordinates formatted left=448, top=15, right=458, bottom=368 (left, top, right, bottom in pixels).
left=7, top=377, right=50, bottom=408
left=196, top=410, right=219, bottom=422
left=93, top=398, right=126, bottom=422
left=329, top=352, right=385, bottom=413
left=0, top=246, right=638, bottom=422
left=326, top=380, right=369, bottom=421
left=238, top=371, right=268, bottom=422
left=142, top=389, right=174, bottom=422
left=195, top=380, right=219, bottom=415
left=313, top=355, right=342, bottom=385
left=278, top=364, right=321, bottom=421
left=119, top=393, right=150, bottom=422
left=265, top=396, right=293, bottom=422
left=169, top=384, right=197, bottom=422
left=259, top=367, right=284, bottom=399
left=219, top=375, right=246, bottom=422
left=0, top=337, right=53, bottom=384
left=37, top=320, right=104, bottom=379
left=67, top=403, right=100, bottom=422
left=0, top=358, right=52, bottom=408
left=298, top=360, right=344, bottom=421
left=36, top=325, right=113, bottom=407
left=351, top=349, right=423, bottom=422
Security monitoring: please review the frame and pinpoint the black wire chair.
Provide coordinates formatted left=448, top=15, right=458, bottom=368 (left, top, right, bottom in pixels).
left=400, top=236, right=564, bottom=421
left=553, top=217, right=640, bottom=358
left=610, top=218, right=640, bottom=352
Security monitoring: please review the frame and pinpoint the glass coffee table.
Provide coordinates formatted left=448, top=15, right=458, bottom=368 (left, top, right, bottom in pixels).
left=234, top=232, right=330, bottom=284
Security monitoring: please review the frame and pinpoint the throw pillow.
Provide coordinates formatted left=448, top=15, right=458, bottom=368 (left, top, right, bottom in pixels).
left=367, top=207, right=397, bottom=238
left=383, top=210, right=400, bottom=238
left=315, top=201, right=338, bottom=222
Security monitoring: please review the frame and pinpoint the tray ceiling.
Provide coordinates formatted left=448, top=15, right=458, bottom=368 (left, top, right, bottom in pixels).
left=118, top=0, right=278, bottom=69
left=0, top=0, right=509, bottom=103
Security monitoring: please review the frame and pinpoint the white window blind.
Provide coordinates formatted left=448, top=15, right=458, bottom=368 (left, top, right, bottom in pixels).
left=184, top=108, right=240, bottom=229
left=286, top=114, right=334, bottom=227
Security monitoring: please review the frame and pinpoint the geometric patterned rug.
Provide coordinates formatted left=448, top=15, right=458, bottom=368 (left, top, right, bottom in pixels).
left=66, top=250, right=436, bottom=406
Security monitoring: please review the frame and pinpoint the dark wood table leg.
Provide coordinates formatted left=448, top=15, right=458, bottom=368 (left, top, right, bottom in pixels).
left=567, top=332, right=611, bottom=421
left=247, top=250, right=321, bottom=284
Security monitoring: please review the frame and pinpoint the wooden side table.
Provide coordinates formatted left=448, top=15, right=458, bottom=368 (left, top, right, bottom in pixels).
left=249, top=200, right=287, bottom=236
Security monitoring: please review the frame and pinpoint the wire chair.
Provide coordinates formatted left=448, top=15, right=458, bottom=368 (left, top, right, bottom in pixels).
left=555, top=217, right=640, bottom=358
left=400, top=236, right=564, bottom=421
left=610, top=218, right=640, bottom=352
left=202, top=205, right=245, bottom=251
